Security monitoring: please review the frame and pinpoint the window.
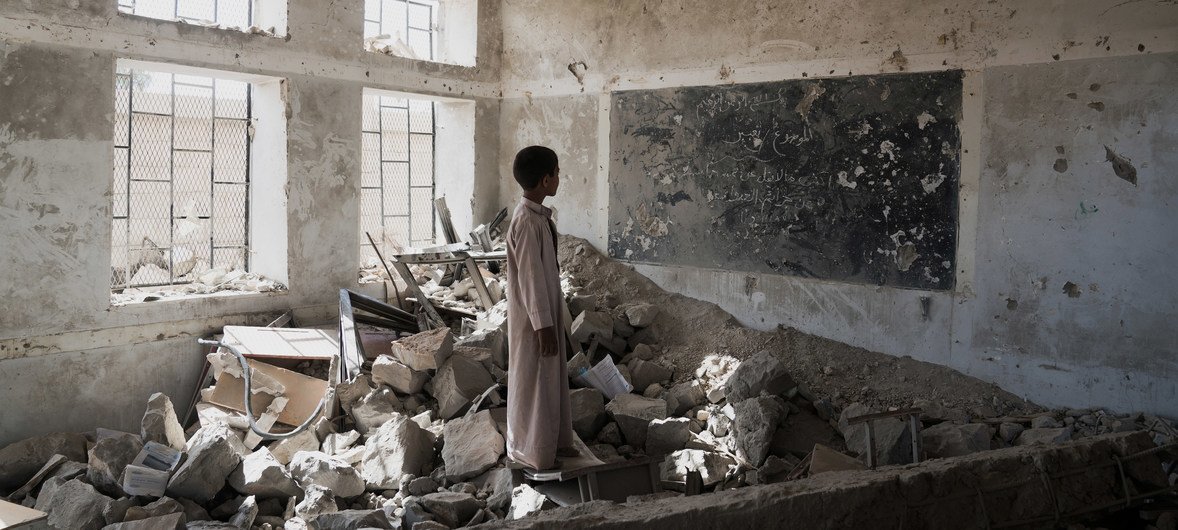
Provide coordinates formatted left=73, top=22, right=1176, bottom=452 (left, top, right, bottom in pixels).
left=112, top=60, right=288, bottom=294
left=360, top=90, right=438, bottom=263
left=364, top=0, right=478, bottom=67
left=118, top=0, right=288, bottom=36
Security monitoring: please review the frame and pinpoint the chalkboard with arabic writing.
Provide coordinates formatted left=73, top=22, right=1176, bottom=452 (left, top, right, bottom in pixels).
left=607, top=70, right=962, bottom=290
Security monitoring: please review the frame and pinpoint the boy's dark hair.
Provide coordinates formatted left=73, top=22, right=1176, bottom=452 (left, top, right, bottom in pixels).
left=512, top=146, right=558, bottom=190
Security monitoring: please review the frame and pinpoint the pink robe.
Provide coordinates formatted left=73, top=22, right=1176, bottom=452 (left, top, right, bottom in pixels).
left=505, top=197, right=574, bottom=470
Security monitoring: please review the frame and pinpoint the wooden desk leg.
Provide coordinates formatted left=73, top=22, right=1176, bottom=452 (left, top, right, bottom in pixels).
left=464, top=256, right=495, bottom=311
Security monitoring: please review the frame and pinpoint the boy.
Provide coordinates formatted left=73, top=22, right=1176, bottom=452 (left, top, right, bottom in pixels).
left=505, top=145, right=575, bottom=470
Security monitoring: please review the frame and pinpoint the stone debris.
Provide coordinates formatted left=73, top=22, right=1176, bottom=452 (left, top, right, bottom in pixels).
left=87, top=431, right=144, bottom=496
left=732, top=396, right=786, bottom=467
left=268, top=428, right=320, bottom=466
left=839, top=403, right=914, bottom=466
left=0, top=432, right=88, bottom=490
left=371, top=355, right=429, bottom=395
left=508, top=484, right=548, bottom=520
left=624, top=303, right=660, bottom=327
left=228, top=447, right=302, bottom=498
left=569, top=388, right=608, bottom=440
left=350, top=387, right=403, bottom=435
left=359, top=415, right=433, bottom=490
left=295, top=484, right=338, bottom=520
left=442, top=411, right=505, bottom=481
left=724, top=350, right=797, bottom=403
left=141, top=392, right=187, bottom=451
left=661, top=449, right=736, bottom=487
left=166, top=423, right=246, bottom=503
left=646, top=417, right=692, bottom=456
left=288, top=451, right=365, bottom=498
left=44, top=478, right=114, bottom=530
left=605, top=394, right=669, bottom=448
left=419, top=491, right=481, bottom=527
left=308, top=509, right=395, bottom=529
left=921, top=423, right=993, bottom=458
left=1015, top=427, right=1074, bottom=446
left=628, top=359, right=673, bottom=393
left=392, top=327, right=454, bottom=372
left=104, top=511, right=186, bottom=530
left=571, top=310, right=614, bottom=344
left=433, top=355, right=495, bottom=420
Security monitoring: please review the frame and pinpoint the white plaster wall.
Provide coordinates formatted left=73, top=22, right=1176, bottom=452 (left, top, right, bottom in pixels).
left=497, top=0, right=1178, bottom=416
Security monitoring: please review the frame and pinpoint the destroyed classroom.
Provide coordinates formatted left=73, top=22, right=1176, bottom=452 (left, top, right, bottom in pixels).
left=1, top=1, right=1177, bottom=529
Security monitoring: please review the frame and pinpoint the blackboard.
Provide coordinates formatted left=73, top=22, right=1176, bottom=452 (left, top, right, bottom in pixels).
left=607, top=70, right=962, bottom=290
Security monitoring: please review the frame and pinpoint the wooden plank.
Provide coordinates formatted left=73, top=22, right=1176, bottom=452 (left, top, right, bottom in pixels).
left=465, top=256, right=495, bottom=311
left=390, top=259, right=445, bottom=328
left=207, top=359, right=329, bottom=427
left=221, top=326, right=339, bottom=361
left=0, top=499, right=47, bottom=529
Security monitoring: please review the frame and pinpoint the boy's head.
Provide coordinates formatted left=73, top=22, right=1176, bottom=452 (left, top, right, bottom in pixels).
left=513, top=145, right=559, bottom=196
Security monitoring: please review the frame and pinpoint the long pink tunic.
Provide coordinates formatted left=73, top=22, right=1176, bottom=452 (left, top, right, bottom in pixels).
left=505, top=197, right=573, bottom=470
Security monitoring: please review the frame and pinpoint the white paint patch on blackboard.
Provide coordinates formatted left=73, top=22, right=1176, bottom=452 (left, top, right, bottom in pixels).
left=917, top=111, right=937, bottom=130
left=879, top=140, right=897, bottom=161
left=836, top=170, right=858, bottom=189
left=921, top=164, right=948, bottom=194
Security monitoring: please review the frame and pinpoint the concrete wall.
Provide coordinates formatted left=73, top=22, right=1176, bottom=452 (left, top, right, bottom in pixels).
left=0, top=0, right=503, bottom=446
left=496, top=0, right=1178, bottom=416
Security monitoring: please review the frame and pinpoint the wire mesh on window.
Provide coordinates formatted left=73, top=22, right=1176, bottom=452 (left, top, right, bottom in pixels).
left=360, top=93, right=437, bottom=265
left=363, top=0, right=437, bottom=61
left=112, top=67, right=252, bottom=290
left=118, top=0, right=254, bottom=28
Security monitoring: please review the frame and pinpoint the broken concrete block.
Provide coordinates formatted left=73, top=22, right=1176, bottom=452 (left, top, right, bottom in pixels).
left=103, top=512, right=185, bottom=530
left=166, top=423, right=246, bottom=502
left=228, top=447, right=301, bottom=498
left=309, top=509, right=395, bottom=529
left=141, top=393, right=187, bottom=451
left=87, top=431, right=144, bottom=496
left=371, top=355, right=430, bottom=395
left=336, top=374, right=373, bottom=417
left=102, top=495, right=139, bottom=525
left=569, top=388, right=607, bottom=440
left=921, top=423, right=993, bottom=458
left=666, top=381, right=707, bottom=417
left=810, top=443, right=867, bottom=474
left=628, top=359, right=673, bottom=393
left=418, top=492, right=480, bottom=527
left=123, top=496, right=183, bottom=522
left=999, top=422, right=1025, bottom=444
left=567, top=294, right=596, bottom=318
left=289, top=451, right=365, bottom=498
left=624, top=304, right=659, bottom=327
left=295, top=484, right=337, bottom=520
left=605, top=394, right=668, bottom=448
left=433, top=355, right=494, bottom=420
left=0, top=432, right=88, bottom=490
left=724, top=350, right=797, bottom=403
left=456, top=327, right=507, bottom=371
left=229, top=495, right=258, bottom=529
left=660, top=449, right=735, bottom=487
left=571, top=311, right=613, bottom=344
left=733, top=397, right=786, bottom=467
left=1015, top=427, right=1073, bottom=446
left=839, top=404, right=914, bottom=466
left=442, top=411, right=504, bottom=481
left=507, top=484, right=548, bottom=520
left=269, top=428, right=320, bottom=466
left=359, top=415, right=434, bottom=491
left=646, top=417, right=692, bottom=456
left=1031, top=415, right=1062, bottom=429
left=407, top=476, right=439, bottom=496
left=44, top=478, right=114, bottom=530
left=321, top=430, right=361, bottom=456
left=596, top=422, right=623, bottom=446
left=351, top=387, right=402, bottom=434
left=392, top=328, right=454, bottom=372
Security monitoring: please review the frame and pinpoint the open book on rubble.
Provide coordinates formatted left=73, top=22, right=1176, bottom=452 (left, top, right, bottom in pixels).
left=575, top=355, right=633, bottom=400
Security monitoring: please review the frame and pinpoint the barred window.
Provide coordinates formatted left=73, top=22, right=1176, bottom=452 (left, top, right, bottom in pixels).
left=360, top=90, right=437, bottom=263
left=116, top=0, right=287, bottom=35
left=364, top=0, right=438, bottom=61
left=112, top=64, right=253, bottom=290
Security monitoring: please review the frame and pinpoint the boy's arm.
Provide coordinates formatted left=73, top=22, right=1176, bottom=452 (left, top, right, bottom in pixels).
left=514, top=219, right=556, bottom=334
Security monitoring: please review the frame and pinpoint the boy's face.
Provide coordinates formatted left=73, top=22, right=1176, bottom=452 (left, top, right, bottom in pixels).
left=539, top=165, right=560, bottom=197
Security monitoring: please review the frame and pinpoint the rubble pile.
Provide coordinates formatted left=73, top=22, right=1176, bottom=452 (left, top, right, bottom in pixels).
left=5, top=234, right=1177, bottom=529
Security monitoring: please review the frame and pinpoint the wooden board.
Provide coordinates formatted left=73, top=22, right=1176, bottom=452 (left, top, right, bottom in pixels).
left=221, top=326, right=339, bottom=360
left=609, top=70, right=962, bottom=290
left=0, top=499, right=47, bottom=529
left=208, top=359, right=329, bottom=427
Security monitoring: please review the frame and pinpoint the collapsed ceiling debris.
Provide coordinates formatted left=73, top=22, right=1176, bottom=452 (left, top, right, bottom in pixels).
left=1, top=234, right=1176, bottom=530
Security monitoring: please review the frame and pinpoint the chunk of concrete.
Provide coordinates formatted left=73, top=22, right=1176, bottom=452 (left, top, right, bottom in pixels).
left=268, top=428, right=320, bottom=466
left=407, top=476, right=439, bottom=496
left=122, top=496, right=182, bottom=522
left=321, top=430, right=361, bottom=456
left=295, top=484, right=337, bottom=520
left=335, top=374, right=373, bottom=417
left=359, top=415, right=434, bottom=490
left=507, top=484, right=548, bottom=520
left=141, top=393, right=187, bottom=451
left=102, top=495, right=139, bottom=526
left=371, top=355, right=429, bottom=395
left=660, top=449, right=736, bottom=487
left=624, top=304, right=660, bottom=327
left=839, top=403, right=915, bottom=466
left=433, top=355, right=494, bottom=420
left=569, top=388, right=607, bottom=440
left=1031, top=416, right=1062, bottom=429
left=733, top=397, right=786, bottom=467
left=104, top=512, right=185, bottom=530
left=1015, top=427, right=1073, bottom=446
left=228, top=447, right=301, bottom=498
left=597, top=422, right=623, bottom=446
left=810, top=443, right=867, bottom=474
left=392, top=328, right=453, bottom=372
left=628, top=359, right=673, bottom=393
left=666, top=381, right=707, bottom=417
left=0, top=432, right=88, bottom=490
left=418, top=491, right=480, bottom=528
left=724, top=351, right=797, bottom=403
left=289, top=451, right=365, bottom=498
left=351, top=387, right=402, bottom=435
left=921, top=423, right=993, bottom=458
left=999, top=422, right=1025, bottom=444
left=567, top=294, right=596, bottom=318
left=229, top=495, right=257, bottom=529
left=570, top=311, right=613, bottom=344
left=309, top=509, right=395, bottom=529
left=166, top=423, right=246, bottom=502
left=44, top=478, right=113, bottom=530
left=646, top=417, right=692, bottom=456
left=605, top=394, right=669, bottom=448
left=87, top=431, right=144, bottom=496
left=442, top=410, right=504, bottom=481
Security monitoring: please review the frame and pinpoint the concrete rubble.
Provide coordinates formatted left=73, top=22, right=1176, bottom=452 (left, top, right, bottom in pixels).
left=3, top=236, right=1177, bottom=530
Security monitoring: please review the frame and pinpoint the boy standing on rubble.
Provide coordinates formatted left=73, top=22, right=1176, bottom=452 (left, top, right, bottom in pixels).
left=505, top=145, right=576, bottom=470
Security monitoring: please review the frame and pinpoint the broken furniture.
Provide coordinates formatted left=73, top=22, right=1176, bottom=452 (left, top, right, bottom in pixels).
left=514, top=457, right=663, bottom=506
left=338, top=288, right=420, bottom=382
left=388, top=248, right=506, bottom=319
left=846, top=407, right=924, bottom=468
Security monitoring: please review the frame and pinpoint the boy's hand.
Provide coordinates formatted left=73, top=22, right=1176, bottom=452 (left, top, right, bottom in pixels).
left=535, top=326, right=558, bottom=357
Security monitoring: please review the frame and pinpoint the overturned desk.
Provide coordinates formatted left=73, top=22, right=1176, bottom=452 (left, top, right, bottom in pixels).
left=509, top=456, right=662, bottom=506
left=388, top=248, right=507, bottom=325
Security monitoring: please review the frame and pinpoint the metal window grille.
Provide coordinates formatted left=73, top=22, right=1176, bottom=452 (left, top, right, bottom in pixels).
left=112, top=66, right=253, bottom=290
left=117, top=0, right=254, bottom=28
left=364, top=0, right=438, bottom=61
left=360, top=93, right=437, bottom=263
